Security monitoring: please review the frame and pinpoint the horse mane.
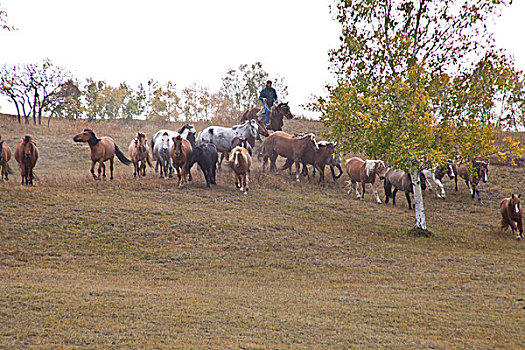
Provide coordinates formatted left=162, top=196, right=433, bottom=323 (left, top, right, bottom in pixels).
left=364, top=160, right=377, bottom=177
left=84, top=129, right=100, bottom=145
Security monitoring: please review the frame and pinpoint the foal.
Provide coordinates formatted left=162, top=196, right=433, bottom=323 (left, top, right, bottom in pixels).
left=229, top=146, right=252, bottom=194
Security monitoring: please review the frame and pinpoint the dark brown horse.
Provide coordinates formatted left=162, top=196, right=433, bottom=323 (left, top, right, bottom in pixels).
left=500, top=194, right=523, bottom=240
left=171, top=135, right=193, bottom=189
left=281, top=141, right=337, bottom=183
left=240, top=102, right=293, bottom=131
left=0, top=140, right=13, bottom=181
left=73, top=129, right=131, bottom=180
left=14, top=136, right=38, bottom=186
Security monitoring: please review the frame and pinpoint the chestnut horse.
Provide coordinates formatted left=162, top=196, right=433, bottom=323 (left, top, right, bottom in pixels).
left=240, top=102, right=293, bottom=131
left=0, top=140, right=13, bottom=181
left=500, top=194, right=523, bottom=240
left=73, top=129, right=131, bottom=180
left=229, top=146, right=252, bottom=194
left=14, top=136, right=38, bottom=186
left=171, top=135, right=193, bottom=189
left=260, top=131, right=319, bottom=182
left=345, top=157, right=387, bottom=204
left=128, top=132, right=153, bottom=177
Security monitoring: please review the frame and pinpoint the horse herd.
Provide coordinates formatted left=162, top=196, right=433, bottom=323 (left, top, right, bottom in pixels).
left=0, top=102, right=522, bottom=239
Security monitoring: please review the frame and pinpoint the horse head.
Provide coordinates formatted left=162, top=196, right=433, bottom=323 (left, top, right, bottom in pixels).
left=136, top=132, right=147, bottom=153
left=510, top=194, right=521, bottom=216
left=160, top=132, right=171, bottom=154
left=473, top=160, right=489, bottom=183
left=73, top=129, right=99, bottom=145
left=276, top=102, right=293, bottom=119
left=172, top=135, right=184, bottom=157
left=255, top=117, right=269, bottom=137
left=248, top=119, right=259, bottom=139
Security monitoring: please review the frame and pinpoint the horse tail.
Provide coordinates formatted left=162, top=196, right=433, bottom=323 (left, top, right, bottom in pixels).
left=150, top=138, right=155, bottom=153
left=114, top=144, right=132, bottom=165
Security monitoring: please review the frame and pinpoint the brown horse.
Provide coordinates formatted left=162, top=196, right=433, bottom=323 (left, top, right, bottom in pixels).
left=0, top=140, right=13, bottom=181
left=345, top=157, right=387, bottom=204
left=281, top=141, right=337, bottom=183
left=14, top=136, right=38, bottom=186
left=229, top=146, right=252, bottom=194
left=260, top=131, right=319, bottom=182
left=171, top=135, right=193, bottom=189
left=500, top=194, right=523, bottom=240
left=240, top=102, right=293, bottom=131
left=453, top=160, right=489, bottom=205
left=128, top=132, right=153, bottom=177
left=73, top=129, right=131, bottom=180
left=383, top=168, right=427, bottom=210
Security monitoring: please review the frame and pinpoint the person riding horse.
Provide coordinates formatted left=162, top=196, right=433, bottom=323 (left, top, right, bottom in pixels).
left=258, top=80, right=278, bottom=125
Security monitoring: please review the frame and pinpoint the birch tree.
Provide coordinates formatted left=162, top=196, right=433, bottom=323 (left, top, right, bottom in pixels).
left=316, top=0, right=524, bottom=232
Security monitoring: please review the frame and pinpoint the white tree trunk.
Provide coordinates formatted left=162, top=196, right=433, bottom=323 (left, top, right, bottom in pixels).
left=410, top=170, right=427, bottom=230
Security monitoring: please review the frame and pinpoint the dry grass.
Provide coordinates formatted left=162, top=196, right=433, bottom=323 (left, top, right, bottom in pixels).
left=0, top=114, right=524, bottom=349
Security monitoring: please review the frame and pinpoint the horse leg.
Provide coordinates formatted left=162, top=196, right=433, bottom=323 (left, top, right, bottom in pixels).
left=372, top=182, right=382, bottom=204
left=90, top=160, right=97, bottom=180
left=234, top=173, right=240, bottom=189
left=454, top=176, right=458, bottom=191
left=317, top=165, right=325, bottom=184
left=405, top=191, right=412, bottom=210
left=392, top=188, right=398, bottom=206
left=243, top=173, right=248, bottom=194
left=270, top=153, right=278, bottom=173
left=169, top=158, right=174, bottom=178
left=133, top=161, right=138, bottom=177
left=176, top=166, right=183, bottom=189
left=109, top=159, right=114, bottom=180
left=465, top=180, right=472, bottom=196
left=141, top=160, right=147, bottom=176
left=29, top=166, right=34, bottom=185
left=218, top=152, right=224, bottom=169
left=474, top=184, right=483, bottom=205
left=353, top=181, right=361, bottom=199
left=435, top=178, right=445, bottom=199
left=360, top=182, right=366, bottom=200
left=281, top=158, right=293, bottom=174
left=294, top=158, right=301, bottom=182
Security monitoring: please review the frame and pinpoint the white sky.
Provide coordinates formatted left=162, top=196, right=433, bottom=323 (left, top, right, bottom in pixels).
left=0, top=0, right=524, bottom=118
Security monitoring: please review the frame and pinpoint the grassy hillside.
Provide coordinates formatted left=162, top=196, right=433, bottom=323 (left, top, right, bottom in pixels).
left=0, top=114, right=524, bottom=349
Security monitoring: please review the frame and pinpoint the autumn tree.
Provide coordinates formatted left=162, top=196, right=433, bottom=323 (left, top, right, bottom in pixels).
left=149, top=81, right=180, bottom=122
left=0, top=59, right=73, bottom=124
left=220, top=62, right=288, bottom=112
left=316, top=0, right=524, bottom=231
left=0, top=5, right=15, bottom=31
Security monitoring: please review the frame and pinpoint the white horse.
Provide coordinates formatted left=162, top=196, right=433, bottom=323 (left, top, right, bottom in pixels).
left=151, top=124, right=197, bottom=176
left=152, top=132, right=172, bottom=179
left=196, top=119, right=259, bottom=168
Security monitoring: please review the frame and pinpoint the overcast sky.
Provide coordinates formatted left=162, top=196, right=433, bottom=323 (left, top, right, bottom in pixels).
left=1, top=0, right=524, bottom=118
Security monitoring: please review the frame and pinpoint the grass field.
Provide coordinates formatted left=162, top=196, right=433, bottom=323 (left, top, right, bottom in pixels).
left=0, top=114, right=524, bottom=349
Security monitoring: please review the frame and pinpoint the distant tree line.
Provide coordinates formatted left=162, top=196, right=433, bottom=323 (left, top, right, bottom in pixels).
left=0, top=59, right=288, bottom=125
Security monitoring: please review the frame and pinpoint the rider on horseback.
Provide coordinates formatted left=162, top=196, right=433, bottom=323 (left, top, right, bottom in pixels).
left=258, top=80, right=278, bottom=126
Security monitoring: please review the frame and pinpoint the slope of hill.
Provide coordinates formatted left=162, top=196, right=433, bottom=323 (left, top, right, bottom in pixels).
left=0, top=114, right=523, bottom=348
